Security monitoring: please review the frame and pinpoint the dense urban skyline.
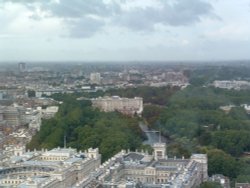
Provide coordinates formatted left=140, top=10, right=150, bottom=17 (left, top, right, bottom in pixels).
left=1, top=0, right=250, bottom=62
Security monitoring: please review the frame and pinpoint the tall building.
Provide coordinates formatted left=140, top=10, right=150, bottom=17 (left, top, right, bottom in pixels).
left=91, top=96, right=143, bottom=116
left=3, top=106, right=20, bottom=127
left=18, top=62, right=26, bottom=73
left=2, top=105, right=27, bottom=127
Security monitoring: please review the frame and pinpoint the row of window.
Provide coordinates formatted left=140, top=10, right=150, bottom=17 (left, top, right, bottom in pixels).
left=126, top=176, right=168, bottom=184
left=41, top=156, right=67, bottom=160
left=127, top=169, right=169, bottom=177
left=0, top=167, right=52, bottom=175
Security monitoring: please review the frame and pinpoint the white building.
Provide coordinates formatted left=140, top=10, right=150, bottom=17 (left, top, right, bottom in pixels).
left=213, top=80, right=250, bottom=90
left=91, top=96, right=143, bottom=116
left=35, top=89, right=64, bottom=98
left=24, top=108, right=42, bottom=130
left=37, top=106, right=59, bottom=119
left=0, top=143, right=208, bottom=188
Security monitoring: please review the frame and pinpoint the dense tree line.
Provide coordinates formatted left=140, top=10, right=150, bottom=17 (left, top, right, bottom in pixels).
left=27, top=94, right=144, bottom=161
left=28, top=86, right=180, bottom=162
left=146, top=86, right=250, bottom=180
left=199, top=181, right=222, bottom=188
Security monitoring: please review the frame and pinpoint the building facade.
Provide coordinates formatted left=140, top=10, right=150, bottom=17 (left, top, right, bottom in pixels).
left=0, top=143, right=208, bottom=188
left=0, top=146, right=101, bottom=188
left=91, top=96, right=143, bottom=116
left=101, top=143, right=207, bottom=188
left=2, top=106, right=24, bottom=127
left=74, top=143, right=208, bottom=188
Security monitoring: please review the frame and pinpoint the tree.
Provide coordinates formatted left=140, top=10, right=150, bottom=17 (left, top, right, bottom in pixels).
left=142, top=105, right=164, bottom=126
left=27, top=90, right=36, bottom=98
left=27, top=94, right=144, bottom=162
left=207, top=149, right=241, bottom=178
left=199, top=182, right=222, bottom=188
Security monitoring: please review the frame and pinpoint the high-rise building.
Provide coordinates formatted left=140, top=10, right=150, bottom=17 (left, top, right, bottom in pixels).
left=18, top=62, right=26, bottom=73
left=2, top=106, right=27, bottom=127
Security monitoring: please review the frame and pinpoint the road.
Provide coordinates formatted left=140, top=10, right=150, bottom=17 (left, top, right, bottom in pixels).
left=139, top=122, right=167, bottom=146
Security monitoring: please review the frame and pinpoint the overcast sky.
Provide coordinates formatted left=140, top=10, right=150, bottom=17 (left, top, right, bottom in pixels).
left=0, top=0, right=250, bottom=62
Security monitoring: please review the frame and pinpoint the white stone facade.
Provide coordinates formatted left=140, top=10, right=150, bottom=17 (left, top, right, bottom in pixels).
left=91, top=96, right=143, bottom=116
left=76, top=143, right=208, bottom=188
left=0, top=144, right=208, bottom=188
left=213, top=80, right=250, bottom=90
left=0, top=147, right=101, bottom=188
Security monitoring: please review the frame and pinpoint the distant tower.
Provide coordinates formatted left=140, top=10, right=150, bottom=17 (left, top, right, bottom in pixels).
left=18, top=62, right=26, bottom=73
left=153, top=143, right=166, bottom=160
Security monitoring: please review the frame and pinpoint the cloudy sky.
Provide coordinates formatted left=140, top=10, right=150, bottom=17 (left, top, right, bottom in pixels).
left=0, top=0, right=250, bottom=62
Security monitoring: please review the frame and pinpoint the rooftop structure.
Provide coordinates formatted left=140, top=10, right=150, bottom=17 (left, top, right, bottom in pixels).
left=74, top=143, right=208, bottom=188
left=37, top=106, right=59, bottom=119
left=0, top=146, right=101, bottom=188
left=0, top=142, right=208, bottom=188
left=91, top=96, right=143, bottom=116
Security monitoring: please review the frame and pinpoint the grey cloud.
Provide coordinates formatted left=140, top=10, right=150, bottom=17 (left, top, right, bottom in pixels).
left=29, top=13, right=42, bottom=20
left=45, top=0, right=118, bottom=38
left=115, top=8, right=157, bottom=31
left=116, top=0, right=214, bottom=31
left=40, top=0, right=114, bottom=18
left=66, top=17, right=105, bottom=38
left=0, top=0, right=215, bottom=37
left=0, top=0, right=41, bottom=3
left=164, top=0, right=213, bottom=25
left=1, top=0, right=112, bottom=38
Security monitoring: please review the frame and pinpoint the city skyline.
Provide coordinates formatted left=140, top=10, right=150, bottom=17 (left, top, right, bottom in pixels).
left=1, top=0, right=250, bottom=62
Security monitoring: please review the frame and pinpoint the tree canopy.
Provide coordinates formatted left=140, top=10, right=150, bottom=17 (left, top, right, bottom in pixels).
left=27, top=94, right=144, bottom=161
